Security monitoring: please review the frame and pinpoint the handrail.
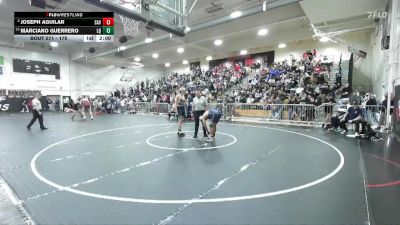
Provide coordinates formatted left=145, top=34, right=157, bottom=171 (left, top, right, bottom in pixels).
left=85, top=102, right=389, bottom=127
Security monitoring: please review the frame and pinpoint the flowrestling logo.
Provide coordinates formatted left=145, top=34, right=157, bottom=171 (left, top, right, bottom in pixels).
left=0, top=96, right=9, bottom=111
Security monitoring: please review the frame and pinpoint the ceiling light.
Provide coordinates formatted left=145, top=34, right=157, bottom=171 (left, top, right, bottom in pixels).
left=230, top=11, right=242, bottom=18
left=145, top=37, right=153, bottom=43
left=165, top=62, right=170, bottom=67
left=206, top=56, right=213, bottom=61
left=258, top=28, right=268, bottom=36
left=50, top=42, right=58, bottom=47
left=214, top=39, right=223, bottom=46
left=278, top=43, right=286, bottom=48
left=119, top=46, right=127, bottom=51
left=240, top=50, right=248, bottom=55
left=134, top=57, right=140, bottom=62
left=177, top=47, right=184, bottom=53
left=182, top=60, right=188, bottom=65
left=319, top=37, right=329, bottom=43
left=152, top=53, right=159, bottom=59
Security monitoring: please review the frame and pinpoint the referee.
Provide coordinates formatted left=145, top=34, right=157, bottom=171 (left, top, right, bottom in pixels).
left=27, top=94, right=48, bottom=130
left=192, top=90, right=208, bottom=138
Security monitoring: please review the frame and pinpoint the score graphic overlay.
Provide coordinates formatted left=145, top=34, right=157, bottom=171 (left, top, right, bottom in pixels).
left=14, top=12, right=114, bottom=43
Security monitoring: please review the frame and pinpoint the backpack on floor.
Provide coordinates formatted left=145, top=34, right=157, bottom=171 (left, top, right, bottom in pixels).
left=359, top=123, right=383, bottom=141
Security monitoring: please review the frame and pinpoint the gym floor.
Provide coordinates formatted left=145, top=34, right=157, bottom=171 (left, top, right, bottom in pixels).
left=0, top=113, right=399, bottom=225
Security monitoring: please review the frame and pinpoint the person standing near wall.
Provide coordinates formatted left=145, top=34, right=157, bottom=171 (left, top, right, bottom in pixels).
left=192, top=89, right=208, bottom=138
left=27, top=94, right=48, bottom=130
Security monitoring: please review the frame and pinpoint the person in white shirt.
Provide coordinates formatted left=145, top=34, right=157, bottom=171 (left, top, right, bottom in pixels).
left=192, top=90, right=208, bottom=138
left=246, top=95, right=255, bottom=104
left=27, top=94, right=48, bottom=130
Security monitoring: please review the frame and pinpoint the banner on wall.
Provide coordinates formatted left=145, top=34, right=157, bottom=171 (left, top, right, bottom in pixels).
left=12, top=58, right=60, bottom=79
left=0, top=55, right=4, bottom=76
left=0, top=96, right=49, bottom=112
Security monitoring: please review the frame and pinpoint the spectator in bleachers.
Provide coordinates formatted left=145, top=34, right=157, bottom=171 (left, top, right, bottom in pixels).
left=351, top=90, right=363, bottom=105
left=339, top=83, right=352, bottom=100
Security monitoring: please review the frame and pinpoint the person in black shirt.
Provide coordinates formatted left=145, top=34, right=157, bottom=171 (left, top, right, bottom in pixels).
left=325, top=112, right=346, bottom=131
left=365, top=94, right=378, bottom=124
left=340, top=84, right=352, bottom=99
left=335, top=71, right=342, bottom=87
left=20, top=98, right=29, bottom=113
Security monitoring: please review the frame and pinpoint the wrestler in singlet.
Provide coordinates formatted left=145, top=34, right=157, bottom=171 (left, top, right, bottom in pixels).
left=175, top=87, right=186, bottom=136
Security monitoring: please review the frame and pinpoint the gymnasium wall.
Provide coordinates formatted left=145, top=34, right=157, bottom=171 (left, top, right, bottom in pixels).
left=274, top=39, right=350, bottom=62
left=345, top=31, right=374, bottom=93
left=363, top=0, right=400, bottom=100
left=0, top=45, right=73, bottom=96
left=165, top=32, right=371, bottom=76
left=0, top=31, right=385, bottom=99
left=0, top=44, right=164, bottom=99
left=74, top=63, right=164, bottom=98
left=364, top=25, right=389, bottom=99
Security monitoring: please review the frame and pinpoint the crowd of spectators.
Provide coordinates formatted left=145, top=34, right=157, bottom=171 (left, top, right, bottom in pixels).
left=92, top=50, right=341, bottom=115
left=224, top=59, right=337, bottom=105
left=98, top=49, right=339, bottom=112
left=82, top=49, right=393, bottom=138
left=92, top=63, right=250, bottom=114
